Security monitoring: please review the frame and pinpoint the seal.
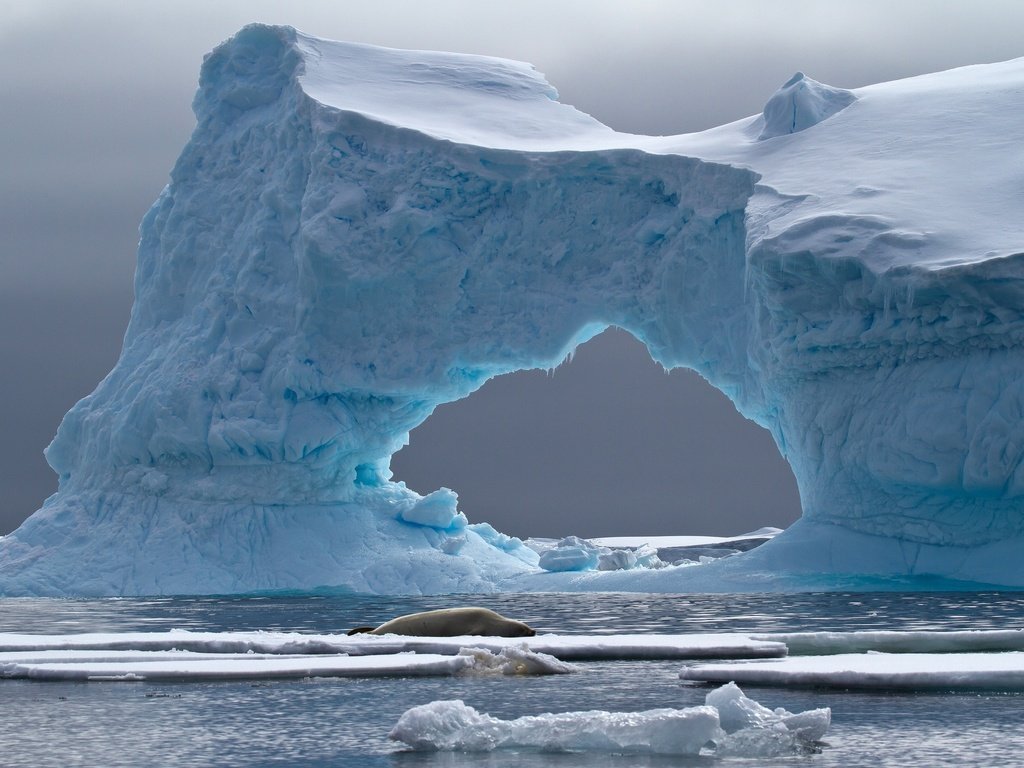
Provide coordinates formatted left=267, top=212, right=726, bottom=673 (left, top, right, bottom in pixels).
left=347, top=607, right=536, bottom=637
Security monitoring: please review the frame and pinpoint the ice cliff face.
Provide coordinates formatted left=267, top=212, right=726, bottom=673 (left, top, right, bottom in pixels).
left=2, top=25, right=1024, bottom=594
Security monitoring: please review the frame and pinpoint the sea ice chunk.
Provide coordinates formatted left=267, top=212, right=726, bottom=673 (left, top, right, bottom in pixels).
left=389, top=683, right=830, bottom=755
left=389, top=699, right=723, bottom=754
left=537, top=536, right=663, bottom=572
left=706, top=681, right=830, bottom=740
left=397, top=487, right=466, bottom=530
left=456, top=645, right=579, bottom=675
left=537, top=536, right=601, bottom=572
left=597, top=548, right=637, bottom=570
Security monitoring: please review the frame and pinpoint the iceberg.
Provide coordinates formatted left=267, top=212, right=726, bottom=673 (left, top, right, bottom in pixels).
left=3, top=23, right=1024, bottom=594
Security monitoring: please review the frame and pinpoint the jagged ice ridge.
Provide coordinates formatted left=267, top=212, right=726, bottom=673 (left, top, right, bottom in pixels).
left=2, top=24, right=1024, bottom=595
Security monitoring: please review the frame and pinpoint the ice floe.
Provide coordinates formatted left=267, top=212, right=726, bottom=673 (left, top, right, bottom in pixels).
left=755, top=629, right=1024, bottom=655
left=0, top=645, right=574, bottom=682
left=0, top=630, right=787, bottom=660
left=15, top=628, right=1024, bottom=688
left=0, top=630, right=792, bottom=682
left=680, top=651, right=1024, bottom=691
left=389, top=682, right=829, bottom=756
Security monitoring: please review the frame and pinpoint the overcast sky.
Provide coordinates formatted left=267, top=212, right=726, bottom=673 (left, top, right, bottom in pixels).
left=3, top=1, right=1024, bottom=537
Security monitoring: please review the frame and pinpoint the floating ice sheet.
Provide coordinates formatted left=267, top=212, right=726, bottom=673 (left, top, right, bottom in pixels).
left=0, top=630, right=787, bottom=660
left=755, top=629, right=1024, bottom=655
left=680, top=652, right=1024, bottom=691
left=0, top=645, right=574, bottom=682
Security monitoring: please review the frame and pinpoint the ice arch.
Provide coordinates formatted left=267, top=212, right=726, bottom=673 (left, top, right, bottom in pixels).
left=3, top=25, right=1024, bottom=594
left=391, top=327, right=801, bottom=539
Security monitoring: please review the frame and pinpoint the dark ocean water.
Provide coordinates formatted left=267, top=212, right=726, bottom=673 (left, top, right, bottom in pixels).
left=3, top=592, right=1024, bottom=767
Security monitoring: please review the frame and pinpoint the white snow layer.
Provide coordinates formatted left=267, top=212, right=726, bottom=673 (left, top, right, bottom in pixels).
left=0, top=630, right=787, bottom=660
left=4, top=23, right=1024, bottom=594
left=10, top=627, right=1024, bottom=696
left=0, top=646, right=574, bottom=682
left=680, top=652, right=1024, bottom=691
left=389, top=683, right=829, bottom=756
left=753, top=629, right=1024, bottom=655
left=589, top=528, right=782, bottom=549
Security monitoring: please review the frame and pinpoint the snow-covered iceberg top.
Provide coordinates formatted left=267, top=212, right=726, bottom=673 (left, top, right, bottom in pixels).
left=3, top=24, right=1024, bottom=595
left=295, top=34, right=616, bottom=149
left=757, top=71, right=856, bottom=139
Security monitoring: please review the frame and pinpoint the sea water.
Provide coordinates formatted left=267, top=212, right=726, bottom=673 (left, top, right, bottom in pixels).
left=3, top=592, right=1024, bottom=767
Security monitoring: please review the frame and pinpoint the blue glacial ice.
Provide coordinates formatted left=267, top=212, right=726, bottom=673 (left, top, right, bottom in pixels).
left=2, top=24, right=1024, bottom=595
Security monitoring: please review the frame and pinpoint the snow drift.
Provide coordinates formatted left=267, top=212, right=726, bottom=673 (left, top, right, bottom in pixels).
left=2, top=24, right=1024, bottom=594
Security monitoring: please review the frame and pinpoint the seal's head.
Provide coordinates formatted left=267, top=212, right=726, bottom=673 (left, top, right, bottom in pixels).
left=509, top=622, right=536, bottom=637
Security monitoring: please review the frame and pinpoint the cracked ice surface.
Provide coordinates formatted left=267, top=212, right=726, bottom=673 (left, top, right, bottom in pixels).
left=3, top=24, right=1024, bottom=594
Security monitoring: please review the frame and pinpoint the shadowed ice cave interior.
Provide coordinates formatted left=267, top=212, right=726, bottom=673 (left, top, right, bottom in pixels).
left=391, top=327, right=801, bottom=539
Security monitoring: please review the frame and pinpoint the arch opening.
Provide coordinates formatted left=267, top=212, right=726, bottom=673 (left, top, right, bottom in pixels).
left=391, top=327, right=800, bottom=540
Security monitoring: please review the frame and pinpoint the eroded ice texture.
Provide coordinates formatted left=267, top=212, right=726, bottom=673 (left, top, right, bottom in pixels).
left=389, top=683, right=828, bottom=756
left=706, top=681, right=830, bottom=741
left=3, top=24, right=1024, bottom=594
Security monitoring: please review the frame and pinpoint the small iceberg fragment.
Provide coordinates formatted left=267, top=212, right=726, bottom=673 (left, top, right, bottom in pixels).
left=389, top=683, right=829, bottom=756
left=456, top=645, right=579, bottom=675
left=536, top=536, right=601, bottom=571
left=707, top=680, right=830, bottom=740
left=758, top=71, right=856, bottom=139
left=396, top=487, right=467, bottom=530
left=532, top=536, right=665, bottom=572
